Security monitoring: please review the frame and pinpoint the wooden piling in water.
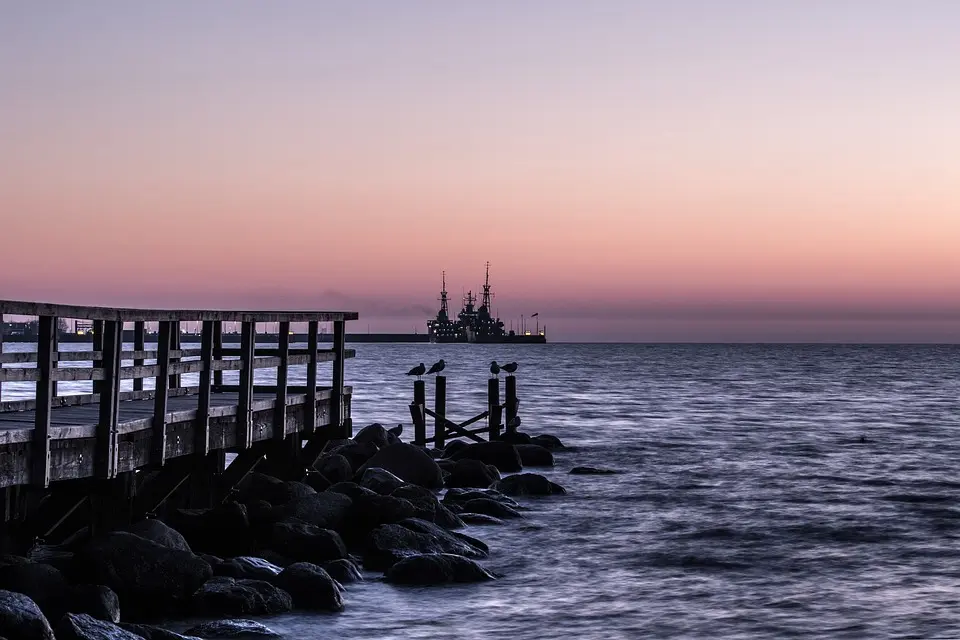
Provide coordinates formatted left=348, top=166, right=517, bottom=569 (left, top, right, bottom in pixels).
left=505, top=375, right=518, bottom=434
left=488, top=377, right=501, bottom=440
left=434, top=375, right=446, bottom=449
left=413, top=380, right=426, bottom=446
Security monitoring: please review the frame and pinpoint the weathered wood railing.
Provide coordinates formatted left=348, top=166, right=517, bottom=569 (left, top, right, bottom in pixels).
left=409, top=375, right=520, bottom=446
left=0, top=301, right=358, bottom=488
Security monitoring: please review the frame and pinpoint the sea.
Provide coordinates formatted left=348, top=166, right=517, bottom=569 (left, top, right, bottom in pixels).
left=4, top=342, right=960, bottom=639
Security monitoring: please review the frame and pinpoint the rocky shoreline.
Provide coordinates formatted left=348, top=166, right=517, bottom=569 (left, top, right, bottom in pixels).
left=0, top=424, right=574, bottom=640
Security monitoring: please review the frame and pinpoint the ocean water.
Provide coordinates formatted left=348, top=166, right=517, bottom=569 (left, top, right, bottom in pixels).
left=5, top=342, right=960, bottom=638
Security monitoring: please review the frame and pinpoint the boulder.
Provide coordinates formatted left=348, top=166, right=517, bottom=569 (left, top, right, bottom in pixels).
left=71, top=532, right=212, bottom=616
left=496, top=431, right=533, bottom=445
left=356, top=444, right=444, bottom=489
left=458, top=513, right=505, bottom=526
left=441, top=440, right=468, bottom=458
left=353, top=423, right=400, bottom=449
left=273, top=563, right=344, bottom=612
left=325, top=441, right=379, bottom=472
left=125, top=519, right=191, bottom=552
left=569, top=466, right=619, bottom=475
left=391, top=486, right=463, bottom=530
left=514, top=444, right=554, bottom=467
left=56, top=613, right=142, bottom=640
left=530, top=434, right=566, bottom=450
left=270, top=522, right=347, bottom=564
left=214, top=557, right=282, bottom=581
left=362, top=518, right=487, bottom=571
left=449, top=442, right=522, bottom=473
left=325, top=482, right=377, bottom=501
left=0, top=555, right=32, bottom=570
left=238, top=474, right=315, bottom=506
left=444, top=459, right=500, bottom=488
left=256, top=551, right=293, bottom=568
left=67, top=585, right=120, bottom=623
left=321, top=559, right=363, bottom=584
left=492, top=473, right=566, bottom=496
left=168, top=502, right=253, bottom=558
left=279, top=492, right=352, bottom=530
left=442, top=488, right=521, bottom=509
left=0, top=562, right=68, bottom=622
left=313, top=455, right=353, bottom=484
left=358, top=468, right=406, bottom=495
left=184, top=620, right=279, bottom=639
left=461, top=498, right=523, bottom=519
left=118, top=625, right=199, bottom=640
left=0, top=589, right=55, bottom=640
left=302, top=471, right=332, bottom=493
left=384, top=553, right=495, bottom=585
left=343, top=495, right=417, bottom=541
left=192, top=577, right=292, bottom=616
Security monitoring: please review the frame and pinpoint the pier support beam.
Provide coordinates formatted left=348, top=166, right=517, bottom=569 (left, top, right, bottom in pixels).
left=505, top=375, right=518, bottom=435
left=433, top=376, right=446, bottom=449
left=412, top=380, right=426, bottom=446
left=487, top=378, right=501, bottom=440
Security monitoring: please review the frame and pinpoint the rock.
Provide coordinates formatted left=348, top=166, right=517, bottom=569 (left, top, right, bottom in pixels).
left=530, top=434, right=566, bottom=450
left=321, top=559, right=363, bottom=584
left=442, top=488, right=522, bottom=508
left=344, top=494, right=418, bottom=541
left=441, top=440, right=468, bottom=458
left=199, top=554, right=223, bottom=566
left=353, top=423, right=400, bottom=449
left=280, top=491, right=352, bottom=530
left=449, top=442, right=523, bottom=473
left=492, top=473, right=566, bottom=496
left=325, top=482, right=377, bottom=502
left=273, top=563, right=344, bottom=612
left=271, top=521, right=347, bottom=564
left=118, top=625, right=199, bottom=640
left=256, top=551, right=293, bottom=568
left=126, top=519, right=191, bottom=552
left=362, top=518, right=487, bottom=571
left=358, top=468, right=406, bottom=495
left=0, top=562, right=68, bottom=622
left=168, top=503, right=253, bottom=558
left=436, top=459, right=456, bottom=473
left=514, top=444, right=554, bottom=467
left=71, top=532, right=212, bottom=616
left=67, top=585, right=120, bottom=623
left=357, top=444, right=444, bottom=489
left=461, top=498, right=523, bottom=519
left=569, top=466, right=619, bottom=475
left=0, top=589, right=55, bottom=640
left=391, top=486, right=463, bottom=529
left=302, top=471, right=331, bottom=493
left=192, top=577, right=292, bottom=616
left=325, top=441, right=379, bottom=472
left=184, top=620, right=280, bottom=639
left=496, top=431, right=533, bottom=445
left=313, top=455, right=353, bottom=484
left=56, top=613, right=142, bottom=640
left=444, top=459, right=501, bottom=488
left=238, top=474, right=315, bottom=506
left=458, top=513, right=505, bottom=525
left=0, top=556, right=32, bottom=569
left=214, top=557, right=282, bottom=581
left=384, top=553, right=495, bottom=585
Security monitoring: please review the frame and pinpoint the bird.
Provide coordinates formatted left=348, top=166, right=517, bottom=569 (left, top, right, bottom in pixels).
left=501, top=362, right=518, bottom=374
left=427, top=359, right=445, bottom=375
left=490, top=361, right=500, bottom=377
left=507, top=415, right=521, bottom=430
left=407, top=363, right=426, bottom=379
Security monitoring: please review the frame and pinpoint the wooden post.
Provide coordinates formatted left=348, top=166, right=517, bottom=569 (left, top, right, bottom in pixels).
left=133, top=321, right=145, bottom=392
left=304, top=321, right=318, bottom=435
left=487, top=377, right=501, bottom=440
left=413, top=380, right=426, bottom=446
left=212, top=321, right=223, bottom=391
left=152, top=321, right=172, bottom=467
left=32, top=316, right=56, bottom=488
left=0, top=312, right=4, bottom=402
left=95, top=320, right=122, bottom=479
left=434, top=376, right=446, bottom=448
left=51, top=323, right=59, bottom=398
left=238, top=321, right=255, bottom=449
left=505, top=375, right=518, bottom=434
left=168, top=321, right=181, bottom=390
left=91, top=320, right=104, bottom=396
left=274, top=321, right=290, bottom=441
left=331, top=320, right=345, bottom=438
left=196, top=320, right=214, bottom=458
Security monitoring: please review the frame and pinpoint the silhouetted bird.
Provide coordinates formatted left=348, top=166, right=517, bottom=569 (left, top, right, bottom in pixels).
left=490, top=361, right=500, bottom=377
left=502, top=362, right=518, bottom=374
left=507, top=415, right=521, bottom=430
left=407, top=363, right=426, bottom=380
left=427, top=359, right=445, bottom=375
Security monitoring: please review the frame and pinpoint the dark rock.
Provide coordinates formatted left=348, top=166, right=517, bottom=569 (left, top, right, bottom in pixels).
left=118, top=624, right=198, bottom=640
left=26, top=545, right=73, bottom=576
left=461, top=498, right=523, bottom=519
left=302, top=471, right=331, bottom=492
left=184, top=620, right=279, bottom=639
left=270, top=522, right=347, bottom=564
left=353, top=423, right=400, bottom=449
left=357, top=444, right=444, bottom=489
left=492, top=473, right=566, bottom=496
left=0, top=589, right=55, bottom=640
left=214, top=557, right=282, bottom=581
left=427, top=448, right=444, bottom=459
left=192, top=577, right=292, bottom=616
left=256, top=551, right=293, bottom=568
left=514, top=444, right=554, bottom=467
left=126, top=519, right=191, bottom=552
left=458, top=513, right=505, bottom=526
left=325, top=441, right=379, bottom=472
left=344, top=495, right=417, bottom=541
left=358, top=468, right=406, bottom=495
left=199, top=554, right=223, bottom=566
left=530, top=434, right=566, bottom=451
left=441, top=440, right=468, bottom=458
left=56, top=613, right=142, bottom=640
left=569, top=466, right=619, bottom=475
left=325, top=482, right=377, bottom=502
left=273, top=563, right=343, bottom=612
left=449, top=442, right=523, bottom=473
left=0, top=562, right=68, bottom=622
left=391, top=486, right=463, bottom=529
left=71, top=532, right=212, bottom=616
left=313, top=455, right=353, bottom=484
left=280, top=491, right=352, bottom=530
left=436, top=459, right=456, bottom=473
left=445, top=459, right=501, bottom=488
left=67, top=585, right=120, bottom=623
left=238, top=474, right=315, bottom=506
left=321, top=559, right=363, bottom=584
left=0, top=556, right=32, bottom=570
left=496, top=431, right=533, bottom=445
left=384, top=553, right=495, bottom=585
left=442, top=488, right=521, bottom=508
left=168, top=502, right=253, bottom=558
left=362, top=518, right=487, bottom=571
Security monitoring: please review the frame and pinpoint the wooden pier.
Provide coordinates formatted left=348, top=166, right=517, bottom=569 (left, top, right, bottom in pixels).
left=0, top=300, right=357, bottom=549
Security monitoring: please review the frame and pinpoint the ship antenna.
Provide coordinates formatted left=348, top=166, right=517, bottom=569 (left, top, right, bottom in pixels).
left=439, top=271, right=449, bottom=317
left=481, top=261, right=493, bottom=310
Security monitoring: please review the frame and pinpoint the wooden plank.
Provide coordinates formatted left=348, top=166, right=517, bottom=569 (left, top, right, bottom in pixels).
left=0, top=311, right=4, bottom=401
left=0, top=386, right=198, bottom=413
left=238, top=321, right=255, bottom=449
left=32, top=316, right=56, bottom=488
left=413, top=380, right=426, bottom=445
left=434, top=375, right=446, bottom=448
left=151, top=321, right=172, bottom=467
left=488, top=377, right=501, bottom=440
left=91, top=320, right=104, bottom=396
left=95, top=320, right=122, bottom=479
left=331, top=320, right=345, bottom=438
left=51, top=324, right=59, bottom=398
left=133, top=321, right=145, bottom=392
left=304, top=321, right=318, bottom=434
left=213, top=321, right=223, bottom=390
left=274, top=321, right=290, bottom=440
left=195, top=320, right=214, bottom=458
left=0, top=301, right=359, bottom=324
left=169, top=321, right=181, bottom=390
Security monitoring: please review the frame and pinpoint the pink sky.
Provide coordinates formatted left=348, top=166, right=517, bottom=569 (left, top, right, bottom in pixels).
left=2, top=2, right=959, bottom=341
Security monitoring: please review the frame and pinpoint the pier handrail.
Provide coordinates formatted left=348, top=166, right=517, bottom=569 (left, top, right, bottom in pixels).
left=0, top=300, right=358, bottom=323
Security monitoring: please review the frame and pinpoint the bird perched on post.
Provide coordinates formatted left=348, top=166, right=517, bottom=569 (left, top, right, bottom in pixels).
left=501, top=362, right=518, bottom=374
left=427, top=359, right=445, bottom=375
left=407, top=363, right=426, bottom=380
left=490, top=361, right=500, bottom=377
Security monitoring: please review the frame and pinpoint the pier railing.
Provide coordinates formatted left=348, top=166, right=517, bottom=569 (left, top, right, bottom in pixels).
left=0, top=300, right=357, bottom=487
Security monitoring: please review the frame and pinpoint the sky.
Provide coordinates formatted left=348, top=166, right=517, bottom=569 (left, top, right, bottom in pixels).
left=1, top=1, right=959, bottom=342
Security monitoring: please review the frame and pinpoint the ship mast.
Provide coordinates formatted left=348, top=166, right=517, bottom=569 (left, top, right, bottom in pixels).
left=481, top=261, right=493, bottom=310
left=439, top=271, right=449, bottom=318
